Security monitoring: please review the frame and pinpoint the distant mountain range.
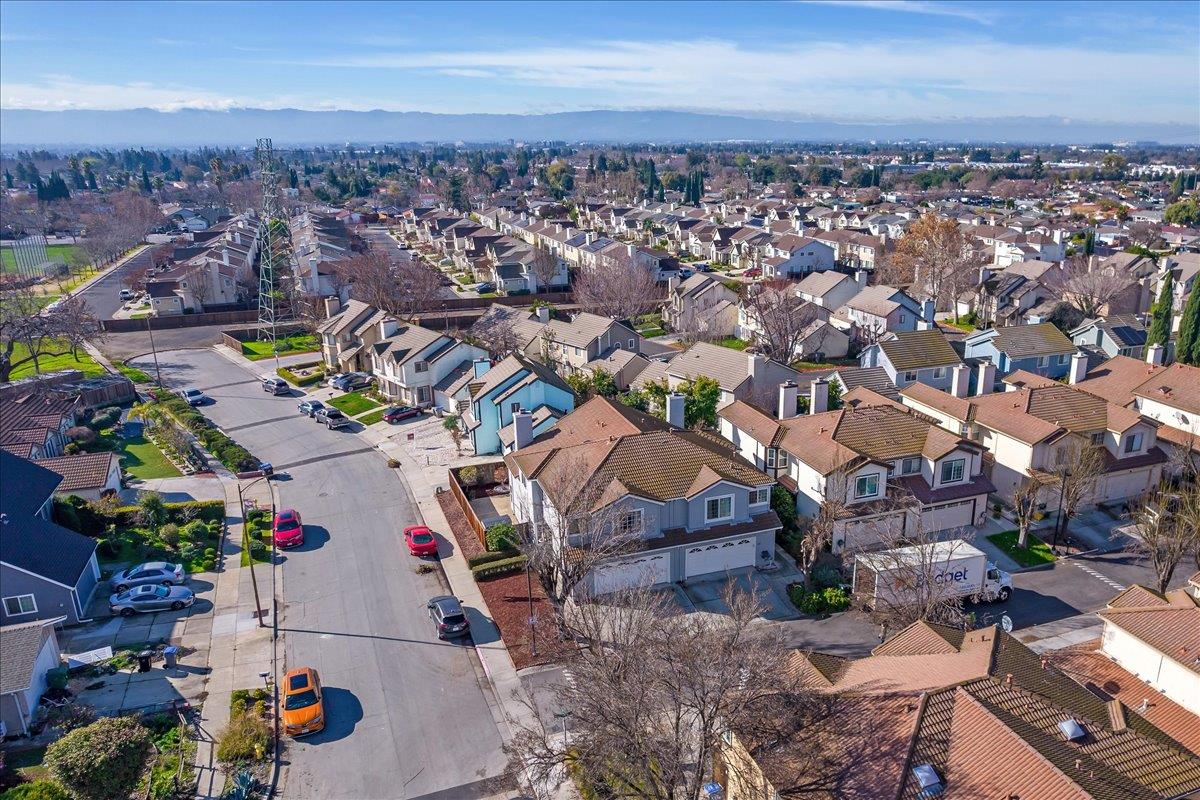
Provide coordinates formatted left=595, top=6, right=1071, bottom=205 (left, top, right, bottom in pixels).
left=2, top=108, right=1197, bottom=147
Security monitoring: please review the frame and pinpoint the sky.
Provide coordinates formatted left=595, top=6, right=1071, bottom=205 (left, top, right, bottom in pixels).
left=1, top=0, right=1197, bottom=123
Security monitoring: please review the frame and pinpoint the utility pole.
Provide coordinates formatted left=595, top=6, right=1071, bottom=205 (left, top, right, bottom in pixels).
left=146, top=314, right=163, bottom=388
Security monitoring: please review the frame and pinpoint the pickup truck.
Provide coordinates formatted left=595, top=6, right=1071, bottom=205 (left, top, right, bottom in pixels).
left=315, top=408, right=351, bottom=429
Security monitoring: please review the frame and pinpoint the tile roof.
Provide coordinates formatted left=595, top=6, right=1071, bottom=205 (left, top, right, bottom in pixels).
left=879, top=329, right=963, bottom=371
left=662, top=342, right=799, bottom=393
left=1098, top=599, right=1200, bottom=676
left=1131, top=362, right=1200, bottom=416
left=0, top=619, right=57, bottom=694
left=832, top=366, right=900, bottom=400
left=989, top=322, right=1076, bottom=359
left=34, top=452, right=117, bottom=492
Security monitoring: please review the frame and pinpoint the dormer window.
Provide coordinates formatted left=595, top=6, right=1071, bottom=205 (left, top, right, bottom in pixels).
left=854, top=474, right=879, bottom=499
left=1124, top=433, right=1143, bottom=454
left=902, top=457, right=921, bottom=475
left=940, top=458, right=965, bottom=484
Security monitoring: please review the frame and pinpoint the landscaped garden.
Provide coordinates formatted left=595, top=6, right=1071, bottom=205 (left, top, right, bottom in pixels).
left=986, top=529, right=1057, bottom=568
left=356, top=408, right=386, bottom=426
left=276, top=361, right=324, bottom=387
left=63, top=405, right=183, bottom=480
left=120, top=435, right=182, bottom=480
left=328, top=391, right=381, bottom=416
left=241, top=333, right=320, bottom=361
left=215, top=688, right=272, bottom=793
left=712, top=336, right=750, bottom=351
left=149, top=390, right=261, bottom=473
left=240, top=508, right=273, bottom=567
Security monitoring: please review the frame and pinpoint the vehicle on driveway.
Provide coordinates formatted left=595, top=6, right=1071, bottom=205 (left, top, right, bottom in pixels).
left=178, top=388, right=209, bottom=406
left=315, top=407, right=351, bottom=429
left=427, top=595, right=470, bottom=639
left=403, top=525, right=438, bottom=557
left=298, top=399, right=325, bottom=417
left=383, top=405, right=423, bottom=424
left=119, top=288, right=134, bottom=300
left=262, top=376, right=290, bottom=395
left=109, top=562, right=186, bottom=592
left=281, top=667, right=326, bottom=737
left=474, top=282, right=495, bottom=294
left=330, top=372, right=372, bottom=392
left=110, top=584, right=196, bottom=616
left=273, top=508, right=304, bottom=548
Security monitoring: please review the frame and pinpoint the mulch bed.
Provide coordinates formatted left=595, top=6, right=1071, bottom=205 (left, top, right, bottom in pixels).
left=437, top=492, right=570, bottom=670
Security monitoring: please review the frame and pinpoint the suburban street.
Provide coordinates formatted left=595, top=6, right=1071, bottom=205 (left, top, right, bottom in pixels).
left=77, top=245, right=156, bottom=319
left=129, top=348, right=508, bottom=800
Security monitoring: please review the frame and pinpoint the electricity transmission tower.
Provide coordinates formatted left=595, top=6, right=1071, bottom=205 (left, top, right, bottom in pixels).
left=255, top=137, right=293, bottom=343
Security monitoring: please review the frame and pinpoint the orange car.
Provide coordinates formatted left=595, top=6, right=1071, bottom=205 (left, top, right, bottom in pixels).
left=280, top=667, right=325, bottom=737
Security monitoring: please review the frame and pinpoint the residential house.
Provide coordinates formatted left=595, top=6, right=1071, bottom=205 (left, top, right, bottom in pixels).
left=1160, top=252, right=1200, bottom=333
left=761, top=235, right=834, bottom=278
left=960, top=260, right=1059, bottom=327
left=716, top=620, right=1200, bottom=800
left=633, top=343, right=799, bottom=410
left=469, top=305, right=646, bottom=378
left=859, top=328, right=963, bottom=393
left=315, top=297, right=388, bottom=373
left=0, top=452, right=101, bottom=627
left=832, top=285, right=928, bottom=343
left=368, top=321, right=488, bottom=408
left=0, top=393, right=79, bottom=460
left=1070, top=314, right=1150, bottom=360
left=795, top=269, right=866, bottom=310
left=456, top=354, right=575, bottom=455
left=662, top=274, right=740, bottom=339
left=962, top=322, right=1078, bottom=383
left=505, top=396, right=779, bottom=595
left=719, top=385, right=993, bottom=550
left=0, top=618, right=64, bottom=736
left=36, top=452, right=122, bottom=501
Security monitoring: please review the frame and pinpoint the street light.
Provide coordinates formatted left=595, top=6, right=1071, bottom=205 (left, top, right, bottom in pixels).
left=1052, top=468, right=1070, bottom=552
left=237, top=473, right=271, bottom=627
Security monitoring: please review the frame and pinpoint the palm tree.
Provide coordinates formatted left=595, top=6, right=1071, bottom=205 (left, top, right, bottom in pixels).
left=209, top=157, right=226, bottom=194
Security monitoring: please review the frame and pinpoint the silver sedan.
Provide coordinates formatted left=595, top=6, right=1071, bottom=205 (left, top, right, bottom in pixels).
left=109, top=584, right=196, bottom=616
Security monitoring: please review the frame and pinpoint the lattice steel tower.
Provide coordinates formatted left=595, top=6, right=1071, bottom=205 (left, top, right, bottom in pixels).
left=255, top=137, right=293, bottom=343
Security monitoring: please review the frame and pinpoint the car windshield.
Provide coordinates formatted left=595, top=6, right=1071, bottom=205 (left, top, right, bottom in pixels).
left=412, top=533, right=434, bottom=544
left=184, top=390, right=199, bottom=397
left=276, top=519, right=300, bottom=532
left=284, top=689, right=319, bottom=711
left=328, top=410, right=345, bottom=418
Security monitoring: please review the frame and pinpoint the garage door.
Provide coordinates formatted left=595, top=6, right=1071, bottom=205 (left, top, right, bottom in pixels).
left=591, top=552, right=672, bottom=595
left=921, top=498, right=976, bottom=533
left=1104, top=469, right=1155, bottom=502
left=684, top=537, right=755, bottom=579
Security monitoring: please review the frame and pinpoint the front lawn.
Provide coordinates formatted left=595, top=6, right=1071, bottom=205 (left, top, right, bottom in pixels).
left=357, top=408, right=386, bottom=426
left=328, top=391, right=381, bottom=416
left=987, top=529, right=1057, bottom=568
left=120, top=435, right=182, bottom=480
left=712, top=336, right=750, bottom=351
left=115, top=362, right=154, bottom=384
left=6, top=340, right=106, bottom=380
left=241, top=333, right=320, bottom=361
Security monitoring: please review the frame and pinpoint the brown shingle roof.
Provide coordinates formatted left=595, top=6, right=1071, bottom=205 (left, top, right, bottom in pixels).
left=990, top=321, right=1076, bottom=359
left=878, top=329, right=962, bottom=371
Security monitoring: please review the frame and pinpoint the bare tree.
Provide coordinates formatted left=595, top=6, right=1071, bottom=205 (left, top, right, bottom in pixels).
left=0, top=287, right=100, bottom=382
left=1052, top=441, right=1108, bottom=542
left=527, top=246, right=562, bottom=293
left=468, top=305, right=525, bottom=356
left=1050, top=254, right=1133, bottom=319
left=889, top=213, right=984, bottom=318
left=798, top=469, right=849, bottom=590
left=573, top=252, right=660, bottom=320
left=333, top=249, right=444, bottom=320
left=1166, top=431, right=1200, bottom=483
left=740, top=280, right=822, bottom=361
left=1012, top=475, right=1046, bottom=549
left=1125, top=484, right=1200, bottom=594
left=506, top=583, right=807, bottom=800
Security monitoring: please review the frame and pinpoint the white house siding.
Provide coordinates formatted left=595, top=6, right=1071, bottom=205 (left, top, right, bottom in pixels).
left=1102, top=623, right=1200, bottom=715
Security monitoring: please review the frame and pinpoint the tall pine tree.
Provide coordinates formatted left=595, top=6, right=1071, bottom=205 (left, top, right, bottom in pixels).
left=1177, top=285, right=1200, bottom=366
left=1147, top=272, right=1174, bottom=349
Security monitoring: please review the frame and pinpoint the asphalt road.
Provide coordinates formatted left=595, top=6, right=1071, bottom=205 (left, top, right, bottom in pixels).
left=77, top=245, right=156, bottom=320
left=129, top=348, right=508, bottom=800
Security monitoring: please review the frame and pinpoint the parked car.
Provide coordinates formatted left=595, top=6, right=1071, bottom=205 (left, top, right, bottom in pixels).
left=273, top=508, right=304, bottom=548
left=315, top=408, right=350, bottom=429
left=474, top=282, right=495, bottom=294
left=262, top=376, right=290, bottom=395
left=383, top=405, right=423, bottom=424
left=178, top=388, right=208, bottom=406
left=109, top=584, right=196, bottom=616
left=280, top=667, right=325, bottom=737
left=119, top=288, right=134, bottom=300
left=110, top=562, right=187, bottom=592
left=743, top=266, right=762, bottom=278
left=298, top=399, right=325, bottom=417
left=330, top=372, right=372, bottom=392
left=427, top=595, right=470, bottom=639
left=403, top=525, right=438, bottom=557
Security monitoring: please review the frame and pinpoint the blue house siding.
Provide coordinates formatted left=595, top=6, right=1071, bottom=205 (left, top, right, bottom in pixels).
left=471, top=375, right=575, bottom=455
left=0, top=564, right=79, bottom=626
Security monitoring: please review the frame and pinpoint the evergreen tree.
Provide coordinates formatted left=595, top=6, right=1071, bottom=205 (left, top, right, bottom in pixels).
left=83, top=162, right=97, bottom=190
left=1146, top=271, right=1173, bottom=349
left=3, top=169, right=11, bottom=189
left=140, top=166, right=152, bottom=193
left=1177, top=285, right=1200, bottom=366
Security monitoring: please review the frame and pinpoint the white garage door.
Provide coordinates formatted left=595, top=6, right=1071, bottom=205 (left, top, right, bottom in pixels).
left=921, top=498, right=976, bottom=533
left=591, top=552, right=672, bottom=595
left=1104, top=470, right=1154, bottom=502
left=685, top=537, right=755, bottom=579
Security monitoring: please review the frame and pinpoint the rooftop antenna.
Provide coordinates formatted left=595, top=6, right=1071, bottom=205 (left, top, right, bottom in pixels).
left=255, top=137, right=293, bottom=349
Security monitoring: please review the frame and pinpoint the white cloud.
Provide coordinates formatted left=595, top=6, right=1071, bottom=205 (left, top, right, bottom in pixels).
left=0, top=75, right=244, bottom=111
left=799, top=1, right=997, bottom=24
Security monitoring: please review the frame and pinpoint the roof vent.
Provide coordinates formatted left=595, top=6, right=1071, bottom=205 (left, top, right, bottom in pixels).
left=911, top=764, right=944, bottom=797
left=1058, top=719, right=1086, bottom=742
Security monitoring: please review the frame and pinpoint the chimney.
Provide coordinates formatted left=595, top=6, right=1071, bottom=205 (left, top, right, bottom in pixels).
left=234, top=230, right=242, bottom=245
left=513, top=409, right=534, bottom=450
left=809, top=378, right=829, bottom=415
left=976, top=362, right=996, bottom=395
left=854, top=269, right=868, bottom=288
left=1068, top=351, right=1088, bottom=384
left=950, top=364, right=970, bottom=398
left=922, top=298, right=936, bottom=324
left=1146, top=342, right=1164, bottom=366
left=748, top=353, right=766, bottom=385
left=585, top=232, right=595, bottom=245
left=626, top=243, right=636, bottom=258
left=778, top=381, right=798, bottom=420
left=535, top=305, right=550, bottom=323
left=323, top=296, right=341, bottom=318
left=1053, top=228, right=1064, bottom=244
left=666, top=392, right=686, bottom=428
left=473, top=358, right=491, bottom=378
left=222, top=249, right=229, bottom=265
left=668, top=275, right=681, bottom=293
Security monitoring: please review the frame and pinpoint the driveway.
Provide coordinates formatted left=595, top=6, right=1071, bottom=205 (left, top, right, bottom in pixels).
left=129, top=348, right=507, bottom=800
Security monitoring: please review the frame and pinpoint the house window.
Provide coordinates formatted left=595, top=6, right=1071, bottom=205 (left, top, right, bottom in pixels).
left=766, top=448, right=778, bottom=468
left=932, top=367, right=947, bottom=379
left=415, top=360, right=429, bottom=373
left=617, top=509, right=644, bottom=535
left=1056, top=354, right=1069, bottom=365
left=899, top=314, right=906, bottom=324
left=903, top=371, right=918, bottom=383
left=940, top=458, right=966, bottom=484
left=1091, top=432, right=1105, bottom=445
left=705, top=495, right=734, bottom=523
left=1124, top=433, right=1143, bottom=454
left=902, top=457, right=921, bottom=475
left=1036, top=356, right=1048, bottom=368
left=416, top=386, right=431, bottom=405
left=3, top=594, right=37, bottom=616
left=750, top=487, right=770, bottom=505
left=854, top=474, right=879, bottom=499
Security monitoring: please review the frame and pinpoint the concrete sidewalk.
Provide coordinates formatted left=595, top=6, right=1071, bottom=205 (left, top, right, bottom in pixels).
left=192, top=474, right=279, bottom=800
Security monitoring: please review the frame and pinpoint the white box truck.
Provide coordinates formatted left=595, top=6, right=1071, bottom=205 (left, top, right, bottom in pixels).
left=852, top=539, right=1012, bottom=609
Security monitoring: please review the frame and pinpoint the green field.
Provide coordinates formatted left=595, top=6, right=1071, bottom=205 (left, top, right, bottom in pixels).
left=357, top=408, right=386, bottom=426
left=986, top=530, right=1057, bottom=568
left=120, top=435, right=182, bottom=480
left=0, top=243, right=84, bottom=273
left=328, top=391, right=381, bottom=416
left=241, top=333, right=321, bottom=361
left=6, top=340, right=105, bottom=380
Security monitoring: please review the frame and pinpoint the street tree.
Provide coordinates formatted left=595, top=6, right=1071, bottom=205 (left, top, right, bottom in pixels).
left=573, top=253, right=660, bottom=321
left=798, top=469, right=849, bottom=590
left=888, top=213, right=983, bottom=318
left=0, top=288, right=100, bottom=383
left=1177, top=282, right=1200, bottom=366
left=1051, top=255, right=1133, bottom=320
left=527, top=246, right=561, bottom=292
left=1125, top=484, right=1200, bottom=594
left=334, top=249, right=443, bottom=320
left=1012, top=474, right=1047, bottom=550
left=1053, top=442, right=1108, bottom=543
left=740, top=279, right=823, bottom=360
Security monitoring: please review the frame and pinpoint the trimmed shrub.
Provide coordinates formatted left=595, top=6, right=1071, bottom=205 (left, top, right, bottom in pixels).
left=471, top=554, right=527, bottom=579
left=66, top=426, right=96, bottom=444
left=277, top=365, right=324, bottom=387
left=89, top=406, right=121, bottom=430
left=466, top=548, right=521, bottom=569
left=44, top=716, right=151, bottom=800
left=787, top=584, right=851, bottom=616
left=180, top=519, right=209, bottom=542
left=485, top=522, right=518, bottom=551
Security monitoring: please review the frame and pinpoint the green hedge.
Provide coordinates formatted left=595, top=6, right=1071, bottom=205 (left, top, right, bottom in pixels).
left=470, top=554, right=527, bottom=579
left=54, top=496, right=224, bottom=537
left=277, top=365, right=324, bottom=387
left=787, top=585, right=851, bottom=616
left=153, top=390, right=258, bottom=472
left=485, top=522, right=518, bottom=551
left=466, top=548, right=521, bottom=569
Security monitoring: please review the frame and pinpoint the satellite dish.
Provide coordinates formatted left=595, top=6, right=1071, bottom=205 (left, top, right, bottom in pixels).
left=1001, top=614, right=1013, bottom=633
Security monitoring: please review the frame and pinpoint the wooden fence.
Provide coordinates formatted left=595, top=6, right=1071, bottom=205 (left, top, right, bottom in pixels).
left=447, top=467, right=487, bottom=547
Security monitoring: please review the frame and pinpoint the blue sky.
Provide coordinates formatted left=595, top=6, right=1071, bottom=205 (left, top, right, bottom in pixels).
left=1, top=0, right=1197, bottom=122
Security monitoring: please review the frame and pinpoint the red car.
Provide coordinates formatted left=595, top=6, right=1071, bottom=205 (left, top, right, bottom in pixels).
left=383, top=405, right=423, bottom=424
left=403, top=525, right=438, bottom=557
left=743, top=266, right=762, bottom=277
left=273, top=509, right=304, bottom=548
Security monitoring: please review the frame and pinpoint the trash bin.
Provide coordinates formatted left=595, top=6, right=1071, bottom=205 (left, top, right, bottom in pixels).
left=137, top=649, right=153, bottom=673
left=163, top=646, right=178, bottom=670
left=259, top=461, right=274, bottom=477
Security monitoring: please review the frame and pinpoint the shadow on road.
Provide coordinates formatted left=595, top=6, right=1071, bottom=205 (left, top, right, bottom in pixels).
left=463, top=607, right=499, bottom=646
left=303, top=687, right=362, bottom=744
left=278, top=627, right=470, bottom=649
left=293, top=525, right=331, bottom=552
left=991, top=588, right=1080, bottom=629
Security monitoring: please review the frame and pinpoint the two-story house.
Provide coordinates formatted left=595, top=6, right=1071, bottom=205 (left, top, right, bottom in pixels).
left=831, top=285, right=928, bottom=344
left=1070, top=315, right=1149, bottom=360
left=505, top=396, right=779, bottom=595
left=962, top=322, right=1078, bottom=384
left=0, top=394, right=79, bottom=460
left=795, top=270, right=866, bottom=310
left=452, top=353, right=575, bottom=455
left=368, top=321, right=488, bottom=408
left=761, top=235, right=835, bottom=278
left=858, top=328, right=963, bottom=393
left=662, top=274, right=740, bottom=340
left=316, top=298, right=388, bottom=373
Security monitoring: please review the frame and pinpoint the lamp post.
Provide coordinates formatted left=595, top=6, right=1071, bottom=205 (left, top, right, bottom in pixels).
left=1052, top=469, right=1069, bottom=552
left=237, top=473, right=270, bottom=627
